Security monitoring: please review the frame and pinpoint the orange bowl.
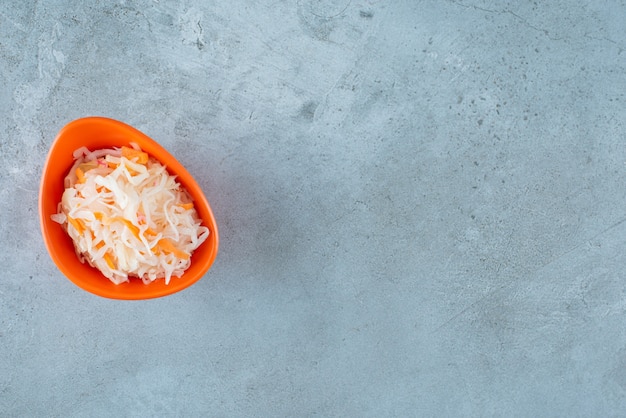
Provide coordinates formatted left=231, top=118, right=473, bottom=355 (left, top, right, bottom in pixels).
left=39, top=117, right=219, bottom=299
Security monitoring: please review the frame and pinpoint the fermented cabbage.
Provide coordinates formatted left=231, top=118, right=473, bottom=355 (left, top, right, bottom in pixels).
left=51, top=144, right=209, bottom=284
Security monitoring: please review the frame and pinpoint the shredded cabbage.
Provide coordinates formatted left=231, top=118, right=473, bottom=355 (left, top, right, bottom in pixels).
left=51, top=144, right=209, bottom=285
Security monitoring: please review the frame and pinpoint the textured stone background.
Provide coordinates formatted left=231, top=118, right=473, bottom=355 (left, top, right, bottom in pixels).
left=2, top=0, right=626, bottom=415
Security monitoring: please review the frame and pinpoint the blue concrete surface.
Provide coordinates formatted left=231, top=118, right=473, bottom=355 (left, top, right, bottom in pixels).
left=2, top=0, right=626, bottom=415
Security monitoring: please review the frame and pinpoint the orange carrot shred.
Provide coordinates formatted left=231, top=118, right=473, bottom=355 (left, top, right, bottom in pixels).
left=118, top=218, right=140, bottom=240
left=76, top=167, right=86, bottom=183
left=76, top=162, right=98, bottom=183
left=103, top=253, right=115, bottom=269
left=121, top=146, right=149, bottom=164
left=178, top=203, right=194, bottom=210
left=157, top=238, right=190, bottom=260
left=67, top=216, right=85, bottom=234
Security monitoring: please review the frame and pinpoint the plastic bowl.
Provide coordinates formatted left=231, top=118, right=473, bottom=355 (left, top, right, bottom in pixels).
left=39, top=117, right=219, bottom=300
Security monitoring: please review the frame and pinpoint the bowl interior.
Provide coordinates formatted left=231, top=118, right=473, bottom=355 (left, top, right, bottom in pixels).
left=39, top=117, right=218, bottom=300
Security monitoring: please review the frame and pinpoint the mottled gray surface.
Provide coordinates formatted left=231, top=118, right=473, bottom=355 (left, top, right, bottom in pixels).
left=2, top=0, right=626, bottom=415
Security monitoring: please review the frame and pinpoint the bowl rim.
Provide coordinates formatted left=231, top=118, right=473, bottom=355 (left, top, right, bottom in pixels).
left=39, top=116, right=219, bottom=300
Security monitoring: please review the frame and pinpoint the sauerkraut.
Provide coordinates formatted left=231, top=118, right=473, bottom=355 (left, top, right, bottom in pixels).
left=51, top=144, right=209, bottom=285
